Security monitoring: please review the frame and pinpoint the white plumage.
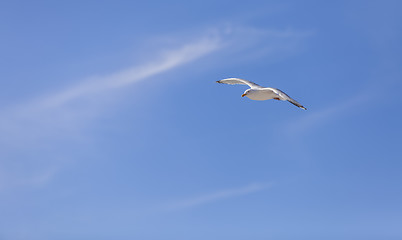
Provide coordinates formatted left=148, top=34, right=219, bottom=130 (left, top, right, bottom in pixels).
left=217, top=78, right=307, bottom=110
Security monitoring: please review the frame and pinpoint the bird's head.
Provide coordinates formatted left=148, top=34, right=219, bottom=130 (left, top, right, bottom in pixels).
left=241, top=89, right=250, bottom=97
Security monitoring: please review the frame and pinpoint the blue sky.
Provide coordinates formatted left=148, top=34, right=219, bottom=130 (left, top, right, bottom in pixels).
left=1, top=1, right=402, bottom=239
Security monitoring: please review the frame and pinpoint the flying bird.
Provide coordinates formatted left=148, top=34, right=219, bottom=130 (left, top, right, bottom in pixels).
left=216, top=78, right=307, bottom=110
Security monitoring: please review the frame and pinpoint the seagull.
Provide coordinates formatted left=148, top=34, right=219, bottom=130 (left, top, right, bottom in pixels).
left=216, top=78, right=307, bottom=110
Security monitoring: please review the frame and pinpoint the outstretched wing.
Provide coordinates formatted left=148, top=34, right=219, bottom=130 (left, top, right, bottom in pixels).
left=267, top=88, right=307, bottom=110
left=216, top=78, right=263, bottom=89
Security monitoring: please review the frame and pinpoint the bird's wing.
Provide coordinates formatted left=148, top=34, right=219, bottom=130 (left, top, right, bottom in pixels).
left=216, top=78, right=263, bottom=89
left=267, top=88, right=307, bottom=110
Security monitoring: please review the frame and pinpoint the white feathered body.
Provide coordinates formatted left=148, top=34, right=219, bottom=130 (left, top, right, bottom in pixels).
left=244, top=88, right=279, bottom=101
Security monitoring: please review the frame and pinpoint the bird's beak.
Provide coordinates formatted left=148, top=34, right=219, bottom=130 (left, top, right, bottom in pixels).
left=241, top=93, right=247, bottom=97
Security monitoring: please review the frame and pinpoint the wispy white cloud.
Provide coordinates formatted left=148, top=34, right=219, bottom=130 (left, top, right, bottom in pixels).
left=165, top=182, right=273, bottom=211
left=37, top=37, right=222, bottom=109
left=0, top=33, right=222, bottom=191
left=0, top=35, right=222, bottom=145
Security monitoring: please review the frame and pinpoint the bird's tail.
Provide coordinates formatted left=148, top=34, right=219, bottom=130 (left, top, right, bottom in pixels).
left=287, top=99, right=307, bottom=110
